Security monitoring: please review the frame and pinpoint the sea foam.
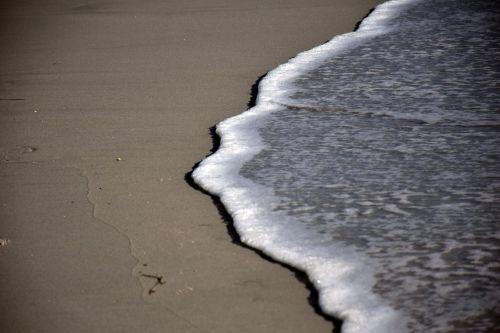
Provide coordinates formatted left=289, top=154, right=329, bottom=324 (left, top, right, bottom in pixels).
left=193, top=0, right=500, bottom=332
left=193, top=1, right=421, bottom=332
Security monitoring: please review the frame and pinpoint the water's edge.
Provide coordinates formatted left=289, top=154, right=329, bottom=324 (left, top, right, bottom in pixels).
left=192, top=1, right=421, bottom=332
left=185, top=128, right=340, bottom=331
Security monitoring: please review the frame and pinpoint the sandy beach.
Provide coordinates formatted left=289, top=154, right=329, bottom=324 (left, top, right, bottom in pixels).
left=0, top=1, right=382, bottom=332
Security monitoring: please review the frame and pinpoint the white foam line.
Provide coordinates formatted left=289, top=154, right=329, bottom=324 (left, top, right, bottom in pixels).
left=193, top=1, right=422, bottom=332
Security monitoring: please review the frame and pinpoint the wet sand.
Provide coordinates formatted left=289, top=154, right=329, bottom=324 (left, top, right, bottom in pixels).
left=0, top=1, right=383, bottom=332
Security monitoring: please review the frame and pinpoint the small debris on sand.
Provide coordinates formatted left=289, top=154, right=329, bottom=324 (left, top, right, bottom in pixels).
left=21, top=146, right=37, bottom=154
left=0, top=238, right=11, bottom=247
left=141, top=273, right=166, bottom=295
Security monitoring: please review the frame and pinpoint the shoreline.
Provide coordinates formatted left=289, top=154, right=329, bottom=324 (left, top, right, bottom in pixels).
left=192, top=1, right=419, bottom=332
left=0, top=1, right=383, bottom=332
left=186, top=156, right=343, bottom=330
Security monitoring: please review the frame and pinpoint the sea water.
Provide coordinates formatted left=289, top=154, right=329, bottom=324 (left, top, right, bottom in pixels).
left=193, top=0, right=500, bottom=332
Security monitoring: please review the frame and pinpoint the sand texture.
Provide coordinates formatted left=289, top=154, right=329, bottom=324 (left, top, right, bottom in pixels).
left=0, top=1, right=383, bottom=332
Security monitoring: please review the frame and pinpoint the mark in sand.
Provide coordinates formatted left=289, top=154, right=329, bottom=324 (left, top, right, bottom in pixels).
left=21, top=146, right=37, bottom=154
left=1, top=145, right=38, bottom=163
left=140, top=273, right=167, bottom=295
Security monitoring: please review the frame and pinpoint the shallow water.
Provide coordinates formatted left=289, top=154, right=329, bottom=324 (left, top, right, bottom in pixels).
left=195, top=0, right=500, bottom=331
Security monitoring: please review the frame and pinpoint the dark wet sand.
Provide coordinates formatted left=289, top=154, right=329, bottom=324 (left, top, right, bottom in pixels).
left=0, top=1, right=383, bottom=332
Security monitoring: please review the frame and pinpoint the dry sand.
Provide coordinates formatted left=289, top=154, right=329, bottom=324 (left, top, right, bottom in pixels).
left=0, top=1, right=383, bottom=332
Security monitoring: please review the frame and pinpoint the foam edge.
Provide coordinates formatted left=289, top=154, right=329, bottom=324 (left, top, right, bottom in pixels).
left=192, top=1, right=422, bottom=332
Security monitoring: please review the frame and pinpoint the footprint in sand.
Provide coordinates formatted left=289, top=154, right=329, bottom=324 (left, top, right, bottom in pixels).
left=2, top=145, right=37, bottom=163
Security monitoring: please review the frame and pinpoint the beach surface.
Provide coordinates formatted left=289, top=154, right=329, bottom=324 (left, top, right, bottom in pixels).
left=0, top=1, right=382, bottom=332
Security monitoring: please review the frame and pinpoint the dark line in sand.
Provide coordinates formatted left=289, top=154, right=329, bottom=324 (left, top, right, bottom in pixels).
left=353, top=8, right=376, bottom=32
left=0, top=98, right=25, bottom=101
left=140, top=273, right=166, bottom=295
left=185, top=73, right=344, bottom=333
left=247, top=74, right=267, bottom=109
